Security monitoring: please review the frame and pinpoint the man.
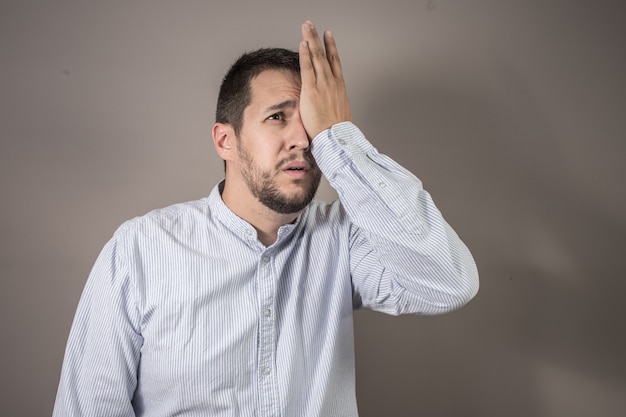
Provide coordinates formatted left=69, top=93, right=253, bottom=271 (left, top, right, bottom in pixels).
left=53, top=21, right=478, bottom=417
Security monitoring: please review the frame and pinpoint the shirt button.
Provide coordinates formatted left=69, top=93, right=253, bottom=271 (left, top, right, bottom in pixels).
left=261, top=255, right=270, bottom=263
left=263, top=308, right=272, bottom=317
left=378, top=181, right=386, bottom=188
left=338, top=139, right=346, bottom=145
left=262, top=367, right=271, bottom=375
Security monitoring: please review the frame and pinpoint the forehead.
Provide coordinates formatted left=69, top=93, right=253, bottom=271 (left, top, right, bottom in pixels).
left=248, top=69, right=301, bottom=109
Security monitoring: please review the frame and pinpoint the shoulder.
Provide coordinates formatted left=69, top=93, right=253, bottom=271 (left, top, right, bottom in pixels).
left=114, top=197, right=211, bottom=240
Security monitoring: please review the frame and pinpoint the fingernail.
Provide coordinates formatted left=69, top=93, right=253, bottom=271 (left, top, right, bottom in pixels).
left=325, top=30, right=333, bottom=37
left=305, top=21, right=314, bottom=31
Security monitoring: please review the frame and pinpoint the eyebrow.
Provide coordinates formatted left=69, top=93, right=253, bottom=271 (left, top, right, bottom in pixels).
left=264, top=100, right=297, bottom=114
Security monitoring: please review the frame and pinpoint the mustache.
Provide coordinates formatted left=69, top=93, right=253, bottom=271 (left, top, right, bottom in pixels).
left=275, top=151, right=317, bottom=171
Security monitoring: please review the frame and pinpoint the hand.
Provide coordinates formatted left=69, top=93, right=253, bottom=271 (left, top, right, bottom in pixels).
left=298, top=20, right=352, bottom=140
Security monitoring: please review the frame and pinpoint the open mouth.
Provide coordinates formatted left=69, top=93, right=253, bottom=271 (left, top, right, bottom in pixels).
left=282, top=161, right=310, bottom=179
left=282, top=159, right=310, bottom=172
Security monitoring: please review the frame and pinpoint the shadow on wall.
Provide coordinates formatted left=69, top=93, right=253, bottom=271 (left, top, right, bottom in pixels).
left=352, top=59, right=626, bottom=417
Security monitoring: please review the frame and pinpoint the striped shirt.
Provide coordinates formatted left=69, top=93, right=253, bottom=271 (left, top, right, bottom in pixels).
left=53, top=122, right=479, bottom=417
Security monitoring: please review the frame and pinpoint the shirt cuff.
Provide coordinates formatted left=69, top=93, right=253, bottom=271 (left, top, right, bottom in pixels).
left=310, top=121, right=375, bottom=180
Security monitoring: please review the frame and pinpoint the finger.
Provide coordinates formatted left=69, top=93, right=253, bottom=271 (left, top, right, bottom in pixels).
left=301, top=20, right=331, bottom=78
left=301, top=21, right=324, bottom=55
left=298, top=40, right=315, bottom=86
left=324, top=30, right=344, bottom=80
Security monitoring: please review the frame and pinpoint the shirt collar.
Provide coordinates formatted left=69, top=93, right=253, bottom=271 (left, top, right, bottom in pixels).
left=209, top=180, right=305, bottom=249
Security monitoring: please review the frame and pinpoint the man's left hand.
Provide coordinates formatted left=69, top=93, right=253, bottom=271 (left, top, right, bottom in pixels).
left=298, top=20, right=352, bottom=140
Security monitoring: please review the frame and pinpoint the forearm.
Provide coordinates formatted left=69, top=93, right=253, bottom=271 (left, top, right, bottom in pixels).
left=312, top=122, right=479, bottom=314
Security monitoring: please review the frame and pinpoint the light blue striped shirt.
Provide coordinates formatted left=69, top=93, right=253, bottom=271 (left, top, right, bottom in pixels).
left=53, top=122, right=478, bottom=417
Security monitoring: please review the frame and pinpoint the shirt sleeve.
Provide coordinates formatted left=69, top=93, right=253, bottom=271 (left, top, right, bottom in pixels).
left=53, top=231, right=142, bottom=417
left=311, top=122, right=479, bottom=315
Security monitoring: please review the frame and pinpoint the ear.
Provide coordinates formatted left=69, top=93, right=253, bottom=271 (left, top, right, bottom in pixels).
left=212, top=122, right=236, bottom=162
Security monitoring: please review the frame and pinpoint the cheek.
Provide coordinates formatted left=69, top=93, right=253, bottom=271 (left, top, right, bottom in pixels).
left=255, top=147, right=282, bottom=168
left=239, top=131, right=282, bottom=169
left=244, top=149, right=276, bottom=174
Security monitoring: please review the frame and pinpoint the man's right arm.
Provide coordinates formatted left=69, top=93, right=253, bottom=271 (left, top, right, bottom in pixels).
left=53, top=234, right=141, bottom=417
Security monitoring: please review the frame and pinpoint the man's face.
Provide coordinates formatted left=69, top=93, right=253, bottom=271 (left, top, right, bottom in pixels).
left=234, top=69, right=322, bottom=214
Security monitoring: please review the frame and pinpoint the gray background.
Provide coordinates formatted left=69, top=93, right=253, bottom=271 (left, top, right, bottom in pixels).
left=1, top=1, right=625, bottom=416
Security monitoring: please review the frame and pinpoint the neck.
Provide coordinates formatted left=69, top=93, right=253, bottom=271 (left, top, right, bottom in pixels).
left=220, top=180, right=299, bottom=247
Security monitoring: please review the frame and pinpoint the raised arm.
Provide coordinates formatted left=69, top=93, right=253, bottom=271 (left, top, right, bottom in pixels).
left=298, top=20, right=479, bottom=315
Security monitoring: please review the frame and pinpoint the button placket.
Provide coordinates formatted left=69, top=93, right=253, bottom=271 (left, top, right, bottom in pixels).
left=256, top=251, right=279, bottom=415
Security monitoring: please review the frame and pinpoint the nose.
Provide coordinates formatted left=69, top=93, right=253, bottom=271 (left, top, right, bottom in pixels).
left=286, top=118, right=310, bottom=151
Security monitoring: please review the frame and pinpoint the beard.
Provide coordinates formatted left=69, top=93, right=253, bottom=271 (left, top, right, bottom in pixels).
left=237, top=145, right=322, bottom=214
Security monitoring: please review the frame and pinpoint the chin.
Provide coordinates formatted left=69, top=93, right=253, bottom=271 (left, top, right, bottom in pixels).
left=261, top=182, right=319, bottom=214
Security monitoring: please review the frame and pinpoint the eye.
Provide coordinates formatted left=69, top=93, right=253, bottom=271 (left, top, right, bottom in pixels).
left=266, top=112, right=285, bottom=121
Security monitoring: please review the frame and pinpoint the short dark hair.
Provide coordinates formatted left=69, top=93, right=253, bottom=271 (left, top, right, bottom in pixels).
left=215, top=48, right=300, bottom=136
